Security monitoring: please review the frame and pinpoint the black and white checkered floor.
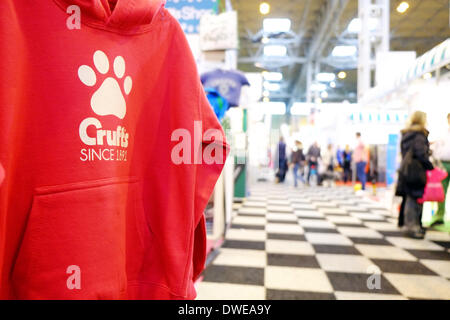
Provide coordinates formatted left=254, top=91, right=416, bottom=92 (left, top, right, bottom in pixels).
left=196, top=183, right=450, bottom=300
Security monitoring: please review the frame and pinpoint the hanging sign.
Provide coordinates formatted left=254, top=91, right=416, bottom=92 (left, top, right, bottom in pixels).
left=165, top=0, right=218, bottom=34
left=199, top=11, right=238, bottom=51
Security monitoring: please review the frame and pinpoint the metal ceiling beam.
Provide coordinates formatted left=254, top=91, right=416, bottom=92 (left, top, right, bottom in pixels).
left=238, top=57, right=307, bottom=64
left=288, top=0, right=350, bottom=107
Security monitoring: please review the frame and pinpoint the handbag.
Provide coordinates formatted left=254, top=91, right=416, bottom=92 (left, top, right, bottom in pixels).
left=417, top=166, right=448, bottom=204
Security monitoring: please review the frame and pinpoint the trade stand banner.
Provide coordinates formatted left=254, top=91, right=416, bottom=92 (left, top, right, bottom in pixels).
left=165, top=0, right=218, bottom=34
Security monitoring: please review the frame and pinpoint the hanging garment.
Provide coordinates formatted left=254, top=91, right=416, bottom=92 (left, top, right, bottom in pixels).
left=205, top=88, right=230, bottom=121
left=200, top=69, right=250, bottom=107
left=0, top=0, right=228, bottom=299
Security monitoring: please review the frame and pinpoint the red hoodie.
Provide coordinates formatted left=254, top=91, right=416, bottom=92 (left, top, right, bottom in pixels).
left=0, top=0, right=228, bottom=299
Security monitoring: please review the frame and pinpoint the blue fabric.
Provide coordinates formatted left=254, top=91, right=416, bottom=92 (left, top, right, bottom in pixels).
left=293, top=163, right=304, bottom=187
left=205, top=88, right=229, bottom=121
left=356, top=161, right=367, bottom=190
left=201, top=69, right=250, bottom=107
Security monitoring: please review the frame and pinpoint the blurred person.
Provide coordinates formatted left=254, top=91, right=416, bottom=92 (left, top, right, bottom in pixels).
left=431, top=113, right=450, bottom=226
left=320, top=144, right=335, bottom=186
left=396, top=111, right=434, bottom=239
left=290, top=140, right=306, bottom=187
left=353, top=132, right=368, bottom=190
left=275, top=136, right=288, bottom=183
left=336, top=146, right=344, bottom=168
left=342, top=145, right=352, bottom=183
left=306, top=141, right=321, bottom=185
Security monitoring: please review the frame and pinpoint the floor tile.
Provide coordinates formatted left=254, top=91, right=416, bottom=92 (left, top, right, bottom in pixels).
left=232, top=216, right=266, bottom=226
left=349, top=237, right=392, bottom=245
left=384, top=274, right=450, bottom=299
left=355, top=245, right=417, bottom=261
left=202, top=265, right=264, bottom=286
left=378, top=230, right=405, bottom=237
left=213, top=248, right=266, bottom=268
left=316, top=254, right=374, bottom=273
left=326, top=272, right=401, bottom=294
left=266, top=289, right=335, bottom=300
left=267, top=206, right=293, bottom=213
left=337, top=227, right=383, bottom=239
left=222, top=240, right=265, bottom=251
left=312, top=245, right=360, bottom=255
left=299, top=219, right=336, bottom=229
left=425, top=230, right=450, bottom=242
left=265, top=266, right=333, bottom=293
left=406, top=249, right=450, bottom=261
left=291, top=204, right=316, bottom=210
left=231, top=224, right=265, bottom=230
left=363, top=222, right=399, bottom=231
left=266, top=239, right=315, bottom=255
left=305, top=233, right=353, bottom=246
left=420, top=260, right=450, bottom=278
left=294, top=210, right=325, bottom=219
left=267, top=200, right=290, bottom=206
left=334, top=291, right=407, bottom=300
left=267, top=233, right=306, bottom=241
left=238, top=207, right=267, bottom=215
left=370, top=259, right=437, bottom=275
left=196, top=282, right=265, bottom=300
left=350, top=212, right=385, bottom=221
left=266, top=223, right=303, bottom=235
left=386, top=237, right=446, bottom=251
left=267, top=254, right=320, bottom=268
left=303, top=227, right=340, bottom=234
left=326, top=216, right=362, bottom=225
left=243, top=201, right=267, bottom=208
left=266, top=213, right=297, bottom=222
left=319, top=208, right=348, bottom=215
left=226, top=229, right=266, bottom=241
left=342, top=206, right=371, bottom=213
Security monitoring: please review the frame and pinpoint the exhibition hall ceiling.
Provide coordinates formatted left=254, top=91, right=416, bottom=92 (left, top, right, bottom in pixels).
left=231, top=0, right=450, bottom=102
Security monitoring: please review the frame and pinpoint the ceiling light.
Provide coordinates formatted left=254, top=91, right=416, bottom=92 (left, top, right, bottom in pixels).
left=263, top=18, right=291, bottom=33
left=316, top=73, right=336, bottom=82
left=260, top=2, right=270, bottom=15
left=310, top=83, right=327, bottom=91
left=347, top=18, right=379, bottom=33
left=264, top=45, right=287, bottom=56
left=338, top=71, right=347, bottom=79
left=330, top=81, right=336, bottom=88
left=261, top=37, right=269, bottom=44
left=321, top=91, right=329, bottom=99
left=264, top=82, right=281, bottom=91
left=254, top=62, right=265, bottom=68
left=396, top=2, right=409, bottom=13
left=423, top=72, right=432, bottom=80
left=263, top=90, right=270, bottom=97
left=332, top=45, right=357, bottom=57
left=263, top=72, right=283, bottom=81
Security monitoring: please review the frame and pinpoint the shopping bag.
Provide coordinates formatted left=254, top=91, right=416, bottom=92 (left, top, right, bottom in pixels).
left=418, top=167, right=448, bottom=204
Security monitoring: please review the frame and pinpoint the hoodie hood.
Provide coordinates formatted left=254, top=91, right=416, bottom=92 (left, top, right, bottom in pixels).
left=54, top=0, right=166, bottom=33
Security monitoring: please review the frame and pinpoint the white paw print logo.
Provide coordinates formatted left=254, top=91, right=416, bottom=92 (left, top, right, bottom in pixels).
left=78, top=50, right=132, bottom=119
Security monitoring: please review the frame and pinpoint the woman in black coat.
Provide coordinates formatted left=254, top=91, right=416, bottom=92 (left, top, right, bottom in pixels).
left=396, top=111, right=433, bottom=239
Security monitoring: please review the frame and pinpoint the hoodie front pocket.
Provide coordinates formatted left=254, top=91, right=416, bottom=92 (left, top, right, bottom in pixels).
left=12, top=177, right=150, bottom=299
